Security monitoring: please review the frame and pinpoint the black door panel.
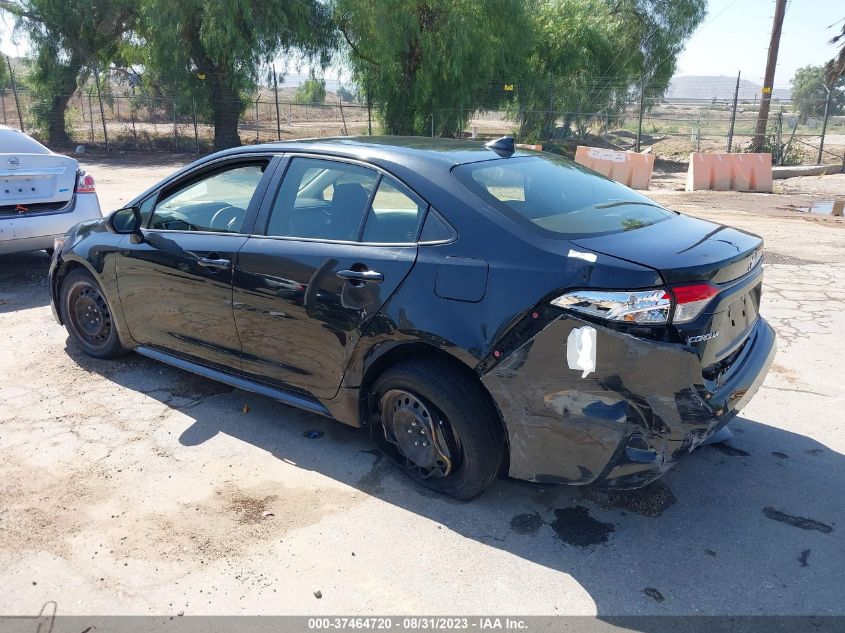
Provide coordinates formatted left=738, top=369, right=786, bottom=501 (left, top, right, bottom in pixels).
left=233, top=239, right=417, bottom=398
left=116, top=232, right=248, bottom=369
left=113, top=156, right=276, bottom=370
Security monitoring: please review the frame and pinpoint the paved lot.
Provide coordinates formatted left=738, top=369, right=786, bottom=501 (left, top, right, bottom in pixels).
left=1, top=154, right=843, bottom=617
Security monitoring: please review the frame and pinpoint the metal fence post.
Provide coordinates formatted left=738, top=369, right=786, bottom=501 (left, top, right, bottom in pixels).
left=776, top=110, right=783, bottom=165
left=173, top=98, right=179, bottom=151
left=1, top=91, right=6, bottom=125
left=339, top=98, right=348, bottom=135
left=817, top=84, right=833, bottom=165
left=635, top=78, right=645, bottom=152
left=367, top=92, right=372, bottom=135
left=255, top=98, right=260, bottom=143
left=130, top=107, right=138, bottom=146
left=6, top=57, right=24, bottom=132
left=192, top=100, right=199, bottom=153
left=272, top=65, right=281, bottom=141
left=726, top=71, right=740, bottom=152
left=431, top=113, right=434, bottom=138
left=88, top=92, right=94, bottom=143
left=94, top=67, right=109, bottom=150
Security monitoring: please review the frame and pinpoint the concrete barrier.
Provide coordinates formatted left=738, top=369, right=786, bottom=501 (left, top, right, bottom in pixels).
left=686, top=152, right=772, bottom=192
left=574, top=146, right=655, bottom=190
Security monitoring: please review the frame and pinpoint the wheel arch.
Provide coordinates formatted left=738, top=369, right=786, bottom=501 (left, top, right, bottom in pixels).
left=54, top=255, right=133, bottom=347
left=52, top=259, right=96, bottom=324
left=357, top=340, right=510, bottom=473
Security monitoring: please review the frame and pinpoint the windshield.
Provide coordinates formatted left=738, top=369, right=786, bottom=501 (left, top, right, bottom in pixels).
left=453, top=155, right=675, bottom=238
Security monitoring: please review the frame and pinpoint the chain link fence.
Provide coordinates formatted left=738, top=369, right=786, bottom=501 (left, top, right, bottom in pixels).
left=2, top=80, right=844, bottom=169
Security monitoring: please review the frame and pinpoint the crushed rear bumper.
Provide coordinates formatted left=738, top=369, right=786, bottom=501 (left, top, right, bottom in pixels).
left=481, top=315, right=776, bottom=488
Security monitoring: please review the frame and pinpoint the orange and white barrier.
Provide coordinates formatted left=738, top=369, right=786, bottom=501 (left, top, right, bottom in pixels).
left=686, top=152, right=772, bottom=193
left=574, top=146, right=656, bottom=190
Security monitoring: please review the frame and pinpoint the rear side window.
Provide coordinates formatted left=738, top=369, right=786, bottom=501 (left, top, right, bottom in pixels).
left=361, top=178, right=425, bottom=243
left=453, top=155, right=675, bottom=238
left=267, top=158, right=377, bottom=241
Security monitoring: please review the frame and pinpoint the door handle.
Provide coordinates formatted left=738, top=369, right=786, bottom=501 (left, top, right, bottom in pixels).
left=197, top=257, right=231, bottom=270
left=336, top=268, right=384, bottom=284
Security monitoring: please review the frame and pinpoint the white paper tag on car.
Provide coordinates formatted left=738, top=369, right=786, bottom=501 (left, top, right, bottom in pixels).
left=567, top=326, right=597, bottom=378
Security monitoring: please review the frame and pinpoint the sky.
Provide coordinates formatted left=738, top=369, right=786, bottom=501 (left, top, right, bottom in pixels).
left=1, top=0, right=843, bottom=88
left=675, top=0, right=843, bottom=86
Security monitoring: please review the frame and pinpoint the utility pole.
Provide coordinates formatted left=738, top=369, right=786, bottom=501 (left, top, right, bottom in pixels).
left=750, top=0, right=787, bottom=153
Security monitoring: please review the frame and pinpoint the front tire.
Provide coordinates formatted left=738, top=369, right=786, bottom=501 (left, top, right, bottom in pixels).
left=372, top=358, right=504, bottom=500
left=60, top=268, right=125, bottom=359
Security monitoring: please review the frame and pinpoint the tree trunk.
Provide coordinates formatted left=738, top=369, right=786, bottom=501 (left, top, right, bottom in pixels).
left=35, top=55, right=80, bottom=146
left=209, top=78, right=242, bottom=150
left=48, top=92, right=73, bottom=146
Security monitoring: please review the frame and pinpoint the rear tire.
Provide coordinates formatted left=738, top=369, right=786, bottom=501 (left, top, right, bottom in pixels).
left=372, top=358, right=504, bottom=500
left=60, top=268, right=125, bottom=359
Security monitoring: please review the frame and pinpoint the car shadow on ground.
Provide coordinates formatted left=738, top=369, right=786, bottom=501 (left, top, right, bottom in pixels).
left=66, top=344, right=843, bottom=621
left=0, top=252, right=52, bottom=313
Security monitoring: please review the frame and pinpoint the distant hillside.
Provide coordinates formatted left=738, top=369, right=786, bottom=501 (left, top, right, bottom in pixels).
left=666, top=75, right=791, bottom=101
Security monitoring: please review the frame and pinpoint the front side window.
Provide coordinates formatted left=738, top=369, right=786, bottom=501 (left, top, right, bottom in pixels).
left=149, top=162, right=267, bottom=233
left=267, top=158, right=378, bottom=241
left=453, top=155, right=675, bottom=238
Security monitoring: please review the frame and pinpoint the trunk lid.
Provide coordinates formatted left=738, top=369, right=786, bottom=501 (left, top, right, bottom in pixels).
left=0, top=153, right=79, bottom=216
left=573, top=214, right=764, bottom=371
left=571, top=214, right=762, bottom=285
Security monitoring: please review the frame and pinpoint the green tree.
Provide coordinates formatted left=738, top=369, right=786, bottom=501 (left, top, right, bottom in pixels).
left=791, top=65, right=844, bottom=122
left=141, top=0, right=334, bottom=150
left=335, top=0, right=532, bottom=136
left=0, top=0, right=136, bottom=144
left=294, top=76, right=327, bottom=103
left=517, top=0, right=705, bottom=141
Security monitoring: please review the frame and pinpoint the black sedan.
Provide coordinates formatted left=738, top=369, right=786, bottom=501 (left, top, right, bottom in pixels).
left=49, top=137, right=775, bottom=499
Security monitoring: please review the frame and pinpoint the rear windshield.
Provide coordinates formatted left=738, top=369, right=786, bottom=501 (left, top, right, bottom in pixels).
left=453, top=155, right=675, bottom=238
left=0, top=127, right=51, bottom=154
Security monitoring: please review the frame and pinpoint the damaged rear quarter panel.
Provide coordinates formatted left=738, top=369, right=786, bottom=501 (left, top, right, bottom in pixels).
left=482, top=316, right=704, bottom=485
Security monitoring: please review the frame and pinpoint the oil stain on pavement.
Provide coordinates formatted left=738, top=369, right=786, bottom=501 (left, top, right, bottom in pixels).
left=550, top=507, right=615, bottom=547
left=762, top=507, right=833, bottom=533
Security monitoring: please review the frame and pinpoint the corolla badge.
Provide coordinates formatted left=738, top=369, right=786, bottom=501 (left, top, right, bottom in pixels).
left=687, top=331, right=719, bottom=344
left=8, top=156, right=21, bottom=169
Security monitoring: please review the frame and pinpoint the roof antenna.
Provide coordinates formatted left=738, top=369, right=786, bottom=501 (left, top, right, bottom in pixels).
left=485, top=136, right=515, bottom=156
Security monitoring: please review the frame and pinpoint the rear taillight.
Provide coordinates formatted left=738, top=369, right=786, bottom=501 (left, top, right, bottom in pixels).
left=551, top=282, right=719, bottom=325
left=76, top=171, right=96, bottom=194
left=669, top=282, right=719, bottom=323
left=551, top=289, right=671, bottom=324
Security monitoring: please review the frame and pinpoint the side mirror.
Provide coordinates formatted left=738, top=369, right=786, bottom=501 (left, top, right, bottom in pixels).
left=108, top=206, right=142, bottom=235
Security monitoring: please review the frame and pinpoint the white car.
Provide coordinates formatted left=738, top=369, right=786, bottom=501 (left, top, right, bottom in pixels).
left=0, top=125, right=102, bottom=255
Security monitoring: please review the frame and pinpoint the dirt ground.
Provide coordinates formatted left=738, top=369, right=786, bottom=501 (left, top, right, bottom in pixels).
left=0, top=152, right=844, bottom=619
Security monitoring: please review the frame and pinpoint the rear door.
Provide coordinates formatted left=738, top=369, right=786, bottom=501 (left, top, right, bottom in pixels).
left=232, top=155, right=425, bottom=398
left=115, top=155, right=277, bottom=371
